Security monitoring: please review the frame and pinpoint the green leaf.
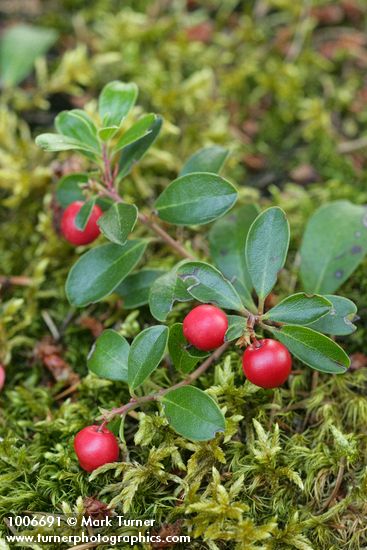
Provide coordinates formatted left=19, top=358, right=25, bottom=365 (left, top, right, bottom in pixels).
left=66, top=240, right=147, bottom=307
left=115, top=269, right=166, bottom=309
left=273, top=325, right=350, bottom=374
left=245, top=207, right=290, bottom=300
left=56, top=173, right=87, bottom=208
left=55, top=110, right=100, bottom=153
left=75, top=199, right=96, bottom=231
left=99, top=81, right=138, bottom=127
left=35, top=133, right=96, bottom=154
left=118, top=115, right=163, bottom=179
left=178, top=261, right=243, bottom=312
left=97, top=203, right=138, bottom=245
left=128, top=325, right=168, bottom=389
left=307, top=295, right=357, bottom=335
left=225, top=315, right=246, bottom=342
left=114, top=113, right=157, bottom=152
left=88, top=330, right=129, bottom=382
left=180, top=146, right=229, bottom=176
left=155, top=172, right=237, bottom=226
left=149, top=263, right=192, bottom=322
left=168, top=323, right=209, bottom=373
left=300, top=201, right=367, bottom=294
left=0, top=24, right=57, bottom=87
left=95, top=197, right=114, bottom=212
left=265, top=293, right=332, bottom=325
left=107, top=416, right=122, bottom=437
left=162, top=386, right=225, bottom=441
left=209, top=204, right=260, bottom=309
left=98, top=126, right=119, bottom=141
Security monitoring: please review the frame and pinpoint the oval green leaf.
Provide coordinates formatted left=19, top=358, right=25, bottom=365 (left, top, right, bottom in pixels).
left=0, top=24, right=57, bottom=87
left=128, top=325, right=168, bottom=389
left=180, top=146, right=229, bottom=176
left=307, top=295, right=357, bottom=335
left=225, top=315, right=246, bottom=342
left=149, top=263, right=192, bottom=322
left=114, top=114, right=157, bottom=152
left=35, top=133, right=96, bottom=154
left=118, top=115, right=163, bottom=179
left=265, top=293, right=332, bottom=325
left=97, top=203, right=138, bottom=245
left=75, top=198, right=96, bottom=231
left=273, top=325, right=350, bottom=374
left=178, top=261, right=244, bottom=312
left=300, top=201, right=367, bottom=294
left=168, top=323, right=209, bottom=373
left=245, top=207, right=290, bottom=300
left=99, top=81, right=138, bottom=127
left=98, top=126, right=119, bottom=141
left=66, top=239, right=147, bottom=307
left=56, top=173, right=87, bottom=208
left=162, top=386, right=225, bottom=441
left=209, top=204, right=260, bottom=310
left=55, top=110, right=100, bottom=153
left=115, top=269, right=166, bottom=309
left=155, top=172, right=238, bottom=226
left=88, top=330, right=129, bottom=382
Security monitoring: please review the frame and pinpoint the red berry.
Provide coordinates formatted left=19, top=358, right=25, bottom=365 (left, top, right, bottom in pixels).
left=61, top=201, right=103, bottom=245
left=242, top=339, right=292, bottom=388
left=74, top=425, right=119, bottom=472
left=183, top=304, right=228, bottom=351
left=0, top=365, right=5, bottom=391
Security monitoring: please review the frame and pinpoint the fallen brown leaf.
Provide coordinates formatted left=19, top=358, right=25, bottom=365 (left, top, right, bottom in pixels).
left=151, top=521, right=183, bottom=548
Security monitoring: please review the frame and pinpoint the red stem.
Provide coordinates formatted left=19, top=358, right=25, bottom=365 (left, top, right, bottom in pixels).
left=99, top=342, right=230, bottom=425
left=102, top=144, right=114, bottom=189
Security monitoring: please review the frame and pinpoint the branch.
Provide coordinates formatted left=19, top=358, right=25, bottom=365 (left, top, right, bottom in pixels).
left=0, top=275, right=33, bottom=286
left=337, top=136, right=367, bottom=154
left=319, top=457, right=346, bottom=512
left=138, top=212, right=195, bottom=260
left=286, top=0, right=312, bottom=62
left=102, top=144, right=114, bottom=189
left=99, top=341, right=230, bottom=426
left=99, top=146, right=196, bottom=260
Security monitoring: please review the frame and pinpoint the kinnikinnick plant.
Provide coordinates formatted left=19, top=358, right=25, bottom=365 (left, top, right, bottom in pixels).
left=36, top=80, right=366, bottom=472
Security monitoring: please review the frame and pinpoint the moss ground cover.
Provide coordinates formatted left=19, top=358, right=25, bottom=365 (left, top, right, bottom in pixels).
left=1, top=1, right=367, bottom=548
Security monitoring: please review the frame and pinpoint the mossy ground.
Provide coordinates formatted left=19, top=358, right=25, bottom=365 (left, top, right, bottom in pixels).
left=1, top=1, right=367, bottom=548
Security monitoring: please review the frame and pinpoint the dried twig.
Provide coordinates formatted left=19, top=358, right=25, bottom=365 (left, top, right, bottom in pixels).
left=319, top=457, right=346, bottom=512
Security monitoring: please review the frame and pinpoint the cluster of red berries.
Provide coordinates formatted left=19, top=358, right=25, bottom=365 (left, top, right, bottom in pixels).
left=183, top=304, right=292, bottom=389
left=74, top=303, right=292, bottom=472
left=61, top=201, right=103, bottom=245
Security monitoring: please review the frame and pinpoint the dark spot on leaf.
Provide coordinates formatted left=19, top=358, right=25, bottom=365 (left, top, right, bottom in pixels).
left=335, top=270, right=344, bottom=279
left=351, top=245, right=362, bottom=254
left=220, top=248, right=228, bottom=256
left=334, top=252, right=346, bottom=260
